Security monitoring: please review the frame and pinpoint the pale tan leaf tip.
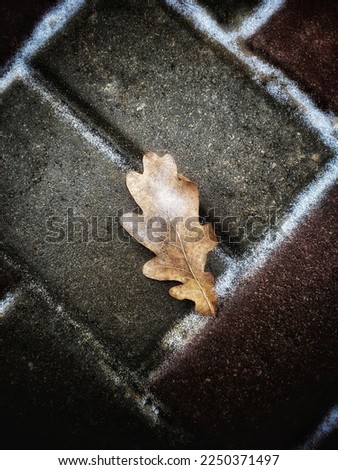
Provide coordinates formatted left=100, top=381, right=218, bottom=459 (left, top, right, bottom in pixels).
left=120, top=152, right=218, bottom=316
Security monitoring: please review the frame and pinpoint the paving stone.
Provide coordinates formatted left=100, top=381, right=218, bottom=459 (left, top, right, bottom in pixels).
left=248, top=0, right=338, bottom=113
left=0, top=0, right=57, bottom=67
left=200, top=0, right=260, bottom=27
left=1, top=80, right=189, bottom=370
left=33, top=0, right=332, bottom=252
left=153, top=184, right=338, bottom=449
left=0, top=288, right=171, bottom=449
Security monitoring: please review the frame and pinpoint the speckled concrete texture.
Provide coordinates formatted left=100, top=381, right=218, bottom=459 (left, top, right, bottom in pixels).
left=153, top=184, right=338, bottom=449
left=1, top=0, right=337, bottom=451
left=33, top=0, right=331, bottom=252
left=248, top=0, right=338, bottom=113
left=0, top=80, right=189, bottom=370
left=0, top=288, right=171, bottom=449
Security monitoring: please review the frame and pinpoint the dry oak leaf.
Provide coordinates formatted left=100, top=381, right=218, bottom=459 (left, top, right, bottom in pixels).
left=121, top=152, right=218, bottom=316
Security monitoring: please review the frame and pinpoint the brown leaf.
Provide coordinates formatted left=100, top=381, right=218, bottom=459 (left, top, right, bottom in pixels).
left=121, top=152, right=218, bottom=316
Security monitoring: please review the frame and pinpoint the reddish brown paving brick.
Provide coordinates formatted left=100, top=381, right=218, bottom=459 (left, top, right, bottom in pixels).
left=153, top=184, right=338, bottom=449
left=247, top=0, right=338, bottom=114
left=0, top=0, right=57, bottom=67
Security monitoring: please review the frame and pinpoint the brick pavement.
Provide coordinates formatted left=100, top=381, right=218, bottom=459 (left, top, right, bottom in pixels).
left=1, top=0, right=337, bottom=449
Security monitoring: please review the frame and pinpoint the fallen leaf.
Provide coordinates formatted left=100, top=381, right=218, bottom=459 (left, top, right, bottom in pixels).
left=121, top=152, right=218, bottom=316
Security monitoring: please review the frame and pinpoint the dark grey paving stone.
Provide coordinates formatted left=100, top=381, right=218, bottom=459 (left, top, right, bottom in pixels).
left=200, top=0, right=260, bottom=27
left=1, top=80, right=189, bottom=369
left=0, top=288, right=174, bottom=449
left=33, top=0, right=332, bottom=252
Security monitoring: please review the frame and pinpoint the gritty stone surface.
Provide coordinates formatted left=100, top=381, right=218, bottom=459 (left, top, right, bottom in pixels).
left=248, top=0, right=338, bottom=113
left=153, top=184, right=338, bottom=449
left=33, top=0, right=332, bottom=252
left=1, top=80, right=190, bottom=370
left=2, top=0, right=337, bottom=451
left=0, top=288, right=171, bottom=449
left=200, top=0, right=260, bottom=27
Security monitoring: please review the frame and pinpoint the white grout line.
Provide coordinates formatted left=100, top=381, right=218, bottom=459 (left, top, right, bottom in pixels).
left=28, top=280, right=161, bottom=423
left=154, top=246, right=232, bottom=359
left=216, top=152, right=338, bottom=297
left=0, top=0, right=156, bottom=419
left=25, top=69, right=130, bottom=170
left=1, top=253, right=161, bottom=424
left=152, top=148, right=338, bottom=365
left=172, top=0, right=284, bottom=40
left=301, top=405, right=338, bottom=449
left=166, top=0, right=283, bottom=42
left=235, top=0, right=284, bottom=38
left=2, top=0, right=337, bottom=428
left=0, top=0, right=86, bottom=93
left=160, top=312, right=209, bottom=354
left=149, top=310, right=209, bottom=382
left=0, top=0, right=130, bottom=170
left=0, top=292, right=17, bottom=316
left=165, top=0, right=338, bottom=153
left=156, top=0, right=338, bottom=362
